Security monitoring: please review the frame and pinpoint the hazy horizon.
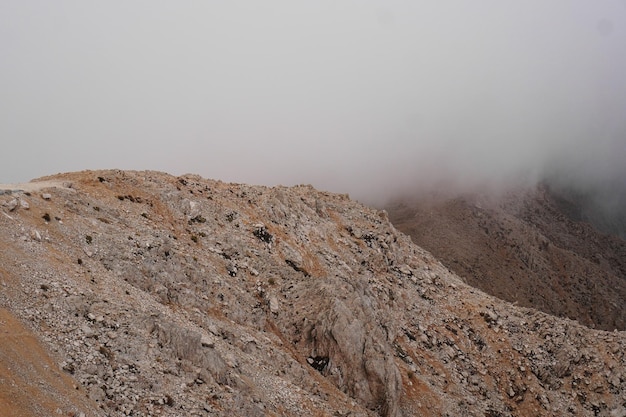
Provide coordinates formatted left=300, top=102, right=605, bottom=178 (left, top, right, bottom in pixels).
left=2, top=1, right=625, bottom=203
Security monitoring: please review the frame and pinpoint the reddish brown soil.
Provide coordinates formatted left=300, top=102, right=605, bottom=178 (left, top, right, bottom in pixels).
left=0, top=308, right=99, bottom=416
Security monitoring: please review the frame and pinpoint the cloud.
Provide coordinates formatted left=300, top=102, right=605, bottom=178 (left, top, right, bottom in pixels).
left=1, top=1, right=625, bottom=204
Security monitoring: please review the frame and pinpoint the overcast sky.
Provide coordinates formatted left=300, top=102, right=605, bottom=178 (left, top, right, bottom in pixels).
left=1, top=1, right=625, bottom=202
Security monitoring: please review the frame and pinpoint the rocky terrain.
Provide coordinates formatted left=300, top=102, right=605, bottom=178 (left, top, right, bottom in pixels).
left=386, top=185, right=626, bottom=332
left=0, top=170, right=625, bottom=417
left=544, top=179, right=626, bottom=241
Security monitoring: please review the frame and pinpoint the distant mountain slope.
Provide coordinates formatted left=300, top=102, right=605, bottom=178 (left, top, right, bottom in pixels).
left=1, top=170, right=625, bottom=417
left=386, top=184, right=626, bottom=331
left=543, top=179, right=626, bottom=241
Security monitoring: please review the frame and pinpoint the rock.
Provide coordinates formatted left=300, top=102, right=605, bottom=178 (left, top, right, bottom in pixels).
left=554, top=350, right=572, bottom=378
left=30, top=229, right=42, bottom=241
left=83, top=363, right=99, bottom=375
left=7, top=198, right=18, bottom=211
left=349, top=227, right=363, bottom=239
left=398, top=265, right=412, bottom=275
left=181, top=198, right=201, bottom=217
left=153, top=284, right=169, bottom=303
left=41, top=193, right=52, bottom=200
left=201, top=335, right=215, bottom=348
left=315, top=199, right=327, bottom=217
left=88, top=386, right=106, bottom=402
left=281, top=243, right=305, bottom=273
left=151, top=320, right=206, bottom=364
left=482, top=309, right=499, bottom=324
left=19, top=199, right=29, bottom=209
left=309, top=297, right=402, bottom=415
left=227, top=263, right=238, bottom=277
left=269, top=295, right=279, bottom=314
left=508, top=386, right=515, bottom=397
left=81, top=324, right=96, bottom=338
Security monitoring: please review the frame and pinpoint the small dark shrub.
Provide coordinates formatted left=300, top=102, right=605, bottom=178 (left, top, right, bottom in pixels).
left=307, top=356, right=329, bottom=372
left=42, top=213, right=51, bottom=222
left=189, top=215, right=207, bottom=224
left=85, top=235, right=93, bottom=244
left=253, top=226, right=273, bottom=243
left=99, top=345, right=114, bottom=360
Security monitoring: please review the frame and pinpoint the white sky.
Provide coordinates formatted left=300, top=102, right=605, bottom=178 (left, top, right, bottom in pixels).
left=1, top=1, right=625, bottom=202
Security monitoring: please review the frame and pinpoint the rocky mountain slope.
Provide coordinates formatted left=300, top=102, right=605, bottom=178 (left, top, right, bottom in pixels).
left=1, top=170, right=625, bottom=417
left=386, top=185, right=626, bottom=332
left=544, top=179, right=626, bottom=241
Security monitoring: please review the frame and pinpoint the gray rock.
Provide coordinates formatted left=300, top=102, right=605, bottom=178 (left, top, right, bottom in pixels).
left=7, top=198, right=18, bottom=211
left=281, top=242, right=304, bottom=273
left=30, top=229, right=42, bottom=241
left=398, top=265, right=412, bottom=275
left=81, top=324, right=96, bottom=338
left=88, top=386, right=106, bottom=402
left=269, top=295, right=279, bottom=314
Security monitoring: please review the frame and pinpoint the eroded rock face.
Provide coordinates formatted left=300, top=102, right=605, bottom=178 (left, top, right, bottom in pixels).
left=0, top=170, right=625, bottom=417
left=304, top=294, right=402, bottom=415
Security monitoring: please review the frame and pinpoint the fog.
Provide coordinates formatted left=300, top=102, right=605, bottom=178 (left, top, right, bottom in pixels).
left=1, top=1, right=625, bottom=204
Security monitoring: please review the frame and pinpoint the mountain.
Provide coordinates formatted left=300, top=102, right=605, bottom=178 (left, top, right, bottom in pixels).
left=385, top=184, right=626, bottom=332
left=1, top=170, right=625, bottom=417
left=542, top=177, right=626, bottom=241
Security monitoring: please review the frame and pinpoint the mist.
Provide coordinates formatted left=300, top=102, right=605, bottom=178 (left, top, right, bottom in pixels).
left=1, top=1, right=625, bottom=205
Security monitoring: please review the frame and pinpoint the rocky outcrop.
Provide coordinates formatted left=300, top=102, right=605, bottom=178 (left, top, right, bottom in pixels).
left=1, top=170, right=625, bottom=417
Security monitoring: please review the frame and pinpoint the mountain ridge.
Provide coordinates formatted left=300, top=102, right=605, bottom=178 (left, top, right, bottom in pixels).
left=386, top=184, right=626, bottom=331
left=1, top=169, right=624, bottom=416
